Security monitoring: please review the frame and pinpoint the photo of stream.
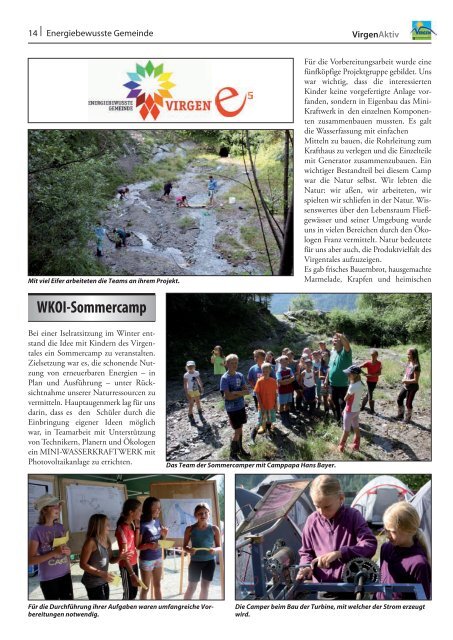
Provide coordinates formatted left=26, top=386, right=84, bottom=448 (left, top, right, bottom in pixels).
left=28, top=130, right=294, bottom=277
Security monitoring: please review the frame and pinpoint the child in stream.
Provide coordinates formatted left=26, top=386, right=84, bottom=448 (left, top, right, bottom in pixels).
left=94, top=222, right=106, bottom=257
left=207, top=176, right=218, bottom=206
left=112, top=227, right=130, bottom=248
left=117, top=186, right=129, bottom=200
left=176, top=195, right=189, bottom=207
left=163, top=181, right=173, bottom=201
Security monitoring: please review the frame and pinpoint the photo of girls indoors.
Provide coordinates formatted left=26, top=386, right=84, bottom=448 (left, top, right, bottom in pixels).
left=28, top=475, right=224, bottom=600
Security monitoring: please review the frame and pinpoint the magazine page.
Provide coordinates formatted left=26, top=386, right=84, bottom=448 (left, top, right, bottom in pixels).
left=3, top=0, right=449, bottom=636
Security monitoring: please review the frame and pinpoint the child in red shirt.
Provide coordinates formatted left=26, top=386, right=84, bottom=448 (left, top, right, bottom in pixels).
left=359, top=350, right=382, bottom=414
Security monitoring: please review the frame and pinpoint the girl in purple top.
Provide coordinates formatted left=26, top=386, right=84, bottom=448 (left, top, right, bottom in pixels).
left=138, top=497, right=168, bottom=600
left=297, top=476, right=377, bottom=594
left=379, top=502, right=431, bottom=600
left=28, top=495, right=73, bottom=600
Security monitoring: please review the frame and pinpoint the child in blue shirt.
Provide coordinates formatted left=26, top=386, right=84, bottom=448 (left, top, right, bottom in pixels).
left=220, top=354, right=250, bottom=460
left=208, top=176, right=218, bottom=205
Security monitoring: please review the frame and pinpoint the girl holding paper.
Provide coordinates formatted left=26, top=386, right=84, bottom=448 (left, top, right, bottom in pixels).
left=183, top=503, right=221, bottom=600
left=138, top=497, right=168, bottom=600
left=80, top=514, right=124, bottom=600
left=28, top=495, right=73, bottom=600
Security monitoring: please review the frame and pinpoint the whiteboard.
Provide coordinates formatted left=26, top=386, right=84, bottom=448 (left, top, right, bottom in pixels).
left=28, top=477, right=55, bottom=533
left=160, top=498, right=213, bottom=539
left=66, top=483, right=125, bottom=533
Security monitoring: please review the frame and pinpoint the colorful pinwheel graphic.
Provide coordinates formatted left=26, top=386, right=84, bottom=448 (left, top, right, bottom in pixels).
left=124, top=61, right=175, bottom=120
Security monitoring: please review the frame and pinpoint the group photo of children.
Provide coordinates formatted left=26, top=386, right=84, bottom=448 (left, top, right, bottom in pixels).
left=28, top=474, right=224, bottom=601
left=29, top=129, right=293, bottom=277
left=236, top=474, right=432, bottom=600
left=166, top=293, right=431, bottom=463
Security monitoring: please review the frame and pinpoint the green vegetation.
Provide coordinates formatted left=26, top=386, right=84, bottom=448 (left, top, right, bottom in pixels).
left=271, top=294, right=358, bottom=315
left=214, top=233, right=249, bottom=263
left=237, top=474, right=431, bottom=494
left=166, top=294, right=275, bottom=375
left=28, top=130, right=126, bottom=275
left=29, top=129, right=293, bottom=276
left=177, top=216, right=198, bottom=231
left=289, top=294, right=314, bottom=312
left=167, top=293, right=431, bottom=376
left=131, top=153, right=189, bottom=183
left=288, top=294, right=431, bottom=348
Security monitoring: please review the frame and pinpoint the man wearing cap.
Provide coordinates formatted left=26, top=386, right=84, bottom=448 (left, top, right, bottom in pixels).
left=28, top=495, right=73, bottom=599
left=325, top=332, right=352, bottom=422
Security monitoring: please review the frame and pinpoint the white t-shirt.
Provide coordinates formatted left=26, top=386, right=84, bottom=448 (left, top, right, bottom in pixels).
left=302, top=370, right=316, bottom=388
left=184, top=370, right=200, bottom=391
left=345, top=380, right=363, bottom=413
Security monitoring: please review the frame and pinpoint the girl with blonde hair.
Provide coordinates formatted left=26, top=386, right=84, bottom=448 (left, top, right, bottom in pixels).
left=379, top=501, right=431, bottom=599
left=28, top=495, right=73, bottom=600
left=297, top=475, right=377, bottom=598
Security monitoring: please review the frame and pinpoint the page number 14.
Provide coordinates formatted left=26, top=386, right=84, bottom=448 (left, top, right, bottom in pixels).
left=29, top=27, right=42, bottom=37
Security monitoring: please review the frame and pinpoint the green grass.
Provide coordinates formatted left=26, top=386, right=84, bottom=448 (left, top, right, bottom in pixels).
left=178, top=215, right=198, bottom=230
left=248, top=438, right=279, bottom=460
left=240, top=224, right=280, bottom=273
left=215, top=233, right=249, bottom=263
left=380, top=359, right=403, bottom=387
left=131, top=154, right=190, bottom=184
left=223, top=182, right=255, bottom=209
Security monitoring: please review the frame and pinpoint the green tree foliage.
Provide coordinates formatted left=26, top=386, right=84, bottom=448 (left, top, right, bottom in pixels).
left=309, top=294, right=431, bottom=347
left=311, top=293, right=358, bottom=312
left=394, top=475, right=431, bottom=494
left=358, top=294, right=431, bottom=344
left=29, top=130, right=127, bottom=275
left=289, top=294, right=314, bottom=312
left=236, top=474, right=430, bottom=497
left=167, top=294, right=277, bottom=375
left=174, top=130, right=294, bottom=275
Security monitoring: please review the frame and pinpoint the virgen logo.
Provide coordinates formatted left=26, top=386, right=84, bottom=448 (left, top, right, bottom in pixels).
left=124, top=60, right=253, bottom=121
left=411, top=21, right=436, bottom=41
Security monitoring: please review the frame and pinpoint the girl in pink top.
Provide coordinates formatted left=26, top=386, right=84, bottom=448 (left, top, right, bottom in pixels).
left=359, top=349, right=382, bottom=414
